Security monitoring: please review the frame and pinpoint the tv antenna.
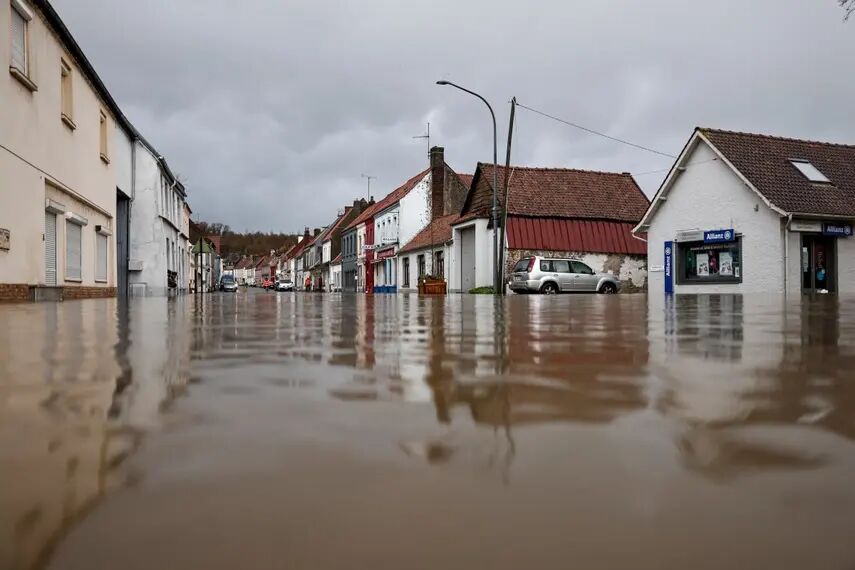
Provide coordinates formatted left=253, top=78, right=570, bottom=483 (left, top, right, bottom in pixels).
left=412, top=122, right=430, bottom=157
left=361, top=173, right=375, bottom=200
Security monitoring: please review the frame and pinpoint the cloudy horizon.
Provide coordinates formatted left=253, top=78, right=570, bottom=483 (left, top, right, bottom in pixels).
left=53, top=0, right=855, bottom=233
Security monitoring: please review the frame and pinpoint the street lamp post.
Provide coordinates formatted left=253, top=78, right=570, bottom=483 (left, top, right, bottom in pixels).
left=436, top=80, right=500, bottom=294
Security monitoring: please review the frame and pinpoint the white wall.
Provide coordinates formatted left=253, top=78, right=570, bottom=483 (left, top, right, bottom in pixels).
left=374, top=205, right=400, bottom=248
left=113, top=126, right=133, bottom=198
left=450, top=218, right=495, bottom=292
left=646, top=140, right=785, bottom=295
left=398, top=173, right=431, bottom=248
left=837, top=236, right=855, bottom=294
left=398, top=243, right=451, bottom=291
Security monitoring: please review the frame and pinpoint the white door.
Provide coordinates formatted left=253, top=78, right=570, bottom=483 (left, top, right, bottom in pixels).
left=460, top=227, right=476, bottom=291
left=45, top=212, right=57, bottom=286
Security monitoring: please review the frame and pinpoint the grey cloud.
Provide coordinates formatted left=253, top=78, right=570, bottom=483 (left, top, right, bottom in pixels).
left=54, top=0, right=855, bottom=231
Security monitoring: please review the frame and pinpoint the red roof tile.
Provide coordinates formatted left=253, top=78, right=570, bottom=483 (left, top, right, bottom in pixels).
left=506, top=217, right=646, bottom=255
left=398, top=214, right=458, bottom=254
left=331, top=253, right=343, bottom=264
left=456, top=173, right=473, bottom=190
left=700, top=128, right=855, bottom=216
left=459, top=164, right=649, bottom=224
left=344, top=168, right=430, bottom=231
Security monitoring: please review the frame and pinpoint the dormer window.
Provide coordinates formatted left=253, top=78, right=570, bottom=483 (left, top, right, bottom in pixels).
left=790, top=160, right=830, bottom=183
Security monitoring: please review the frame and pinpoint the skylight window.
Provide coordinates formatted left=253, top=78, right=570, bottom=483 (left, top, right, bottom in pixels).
left=790, top=160, right=830, bottom=183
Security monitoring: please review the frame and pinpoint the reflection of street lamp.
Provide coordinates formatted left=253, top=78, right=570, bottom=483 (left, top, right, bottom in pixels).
left=436, top=80, right=500, bottom=294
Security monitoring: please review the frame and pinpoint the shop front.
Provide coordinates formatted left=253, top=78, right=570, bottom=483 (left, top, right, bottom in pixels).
left=792, top=221, right=853, bottom=295
left=373, top=246, right=397, bottom=293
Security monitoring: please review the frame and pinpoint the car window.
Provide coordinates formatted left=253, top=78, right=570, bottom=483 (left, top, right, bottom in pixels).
left=552, top=260, right=571, bottom=273
left=512, top=258, right=530, bottom=273
left=540, top=260, right=552, bottom=272
left=571, top=261, right=594, bottom=275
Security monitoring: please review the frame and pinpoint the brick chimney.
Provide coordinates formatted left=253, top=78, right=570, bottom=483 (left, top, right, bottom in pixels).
left=313, top=228, right=321, bottom=237
left=430, top=146, right=445, bottom=220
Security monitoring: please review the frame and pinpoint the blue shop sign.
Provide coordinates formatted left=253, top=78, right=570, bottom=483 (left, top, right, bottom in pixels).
left=664, top=241, right=673, bottom=295
left=823, top=223, right=853, bottom=237
left=703, top=229, right=736, bottom=243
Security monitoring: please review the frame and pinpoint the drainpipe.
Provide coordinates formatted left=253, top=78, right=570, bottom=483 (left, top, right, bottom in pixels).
left=783, top=213, right=792, bottom=299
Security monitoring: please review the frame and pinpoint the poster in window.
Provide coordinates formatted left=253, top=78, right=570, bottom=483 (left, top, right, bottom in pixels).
left=696, top=253, right=709, bottom=277
left=719, top=251, right=733, bottom=276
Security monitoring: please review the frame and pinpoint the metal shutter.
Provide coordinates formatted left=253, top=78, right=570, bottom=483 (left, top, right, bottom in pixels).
left=45, top=212, right=57, bottom=286
left=11, top=9, right=26, bottom=71
left=66, top=221, right=82, bottom=280
left=96, top=234, right=108, bottom=282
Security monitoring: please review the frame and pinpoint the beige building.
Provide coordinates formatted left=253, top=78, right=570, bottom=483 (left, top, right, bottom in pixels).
left=1, top=0, right=140, bottom=301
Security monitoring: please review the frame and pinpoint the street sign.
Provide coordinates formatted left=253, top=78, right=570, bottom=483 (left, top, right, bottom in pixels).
left=823, top=223, right=853, bottom=237
left=664, top=241, right=673, bottom=295
left=703, top=228, right=735, bottom=243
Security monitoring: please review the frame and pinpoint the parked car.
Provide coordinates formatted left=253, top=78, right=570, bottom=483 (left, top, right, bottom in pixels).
left=274, top=279, right=294, bottom=292
left=220, top=275, right=238, bottom=292
left=245, top=277, right=256, bottom=287
left=509, top=256, right=619, bottom=294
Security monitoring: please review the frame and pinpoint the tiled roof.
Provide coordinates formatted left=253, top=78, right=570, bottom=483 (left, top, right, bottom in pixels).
left=700, top=128, right=855, bottom=216
left=458, top=164, right=649, bottom=224
left=399, top=214, right=458, bottom=254
left=321, top=207, right=353, bottom=242
left=456, top=173, right=474, bottom=190
left=506, top=217, right=646, bottom=255
left=331, top=253, right=343, bottom=265
left=344, top=168, right=431, bottom=231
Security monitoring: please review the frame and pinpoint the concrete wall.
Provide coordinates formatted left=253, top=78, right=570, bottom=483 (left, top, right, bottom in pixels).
left=1, top=2, right=120, bottom=292
left=646, top=140, right=785, bottom=295
left=450, top=218, right=494, bottom=292
left=398, top=173, right=431, bottom=248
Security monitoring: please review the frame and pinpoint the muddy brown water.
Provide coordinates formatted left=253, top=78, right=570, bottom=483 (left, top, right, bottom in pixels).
left=2, top=291, right=855, bottom=570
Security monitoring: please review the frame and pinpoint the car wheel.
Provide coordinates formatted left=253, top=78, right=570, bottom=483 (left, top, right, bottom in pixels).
left=540, top=282, right=559, bottom=295
left=599, top=282, right=617, bottom=294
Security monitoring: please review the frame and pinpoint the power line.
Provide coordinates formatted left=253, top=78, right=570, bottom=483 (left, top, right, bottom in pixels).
left=515, top=102, right=677, bottom=159
left=631, top=157, right=719, bottom=177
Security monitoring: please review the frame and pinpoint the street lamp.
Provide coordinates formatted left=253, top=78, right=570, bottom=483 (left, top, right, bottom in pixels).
left=436, top=80, right=500, bottom=294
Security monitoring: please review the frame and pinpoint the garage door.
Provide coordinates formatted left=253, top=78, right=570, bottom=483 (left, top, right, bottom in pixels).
left=460, top=227, right=475, bottom=292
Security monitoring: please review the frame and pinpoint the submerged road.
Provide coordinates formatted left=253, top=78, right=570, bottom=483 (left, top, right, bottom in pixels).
left=2, top=290, right=855, bottom=569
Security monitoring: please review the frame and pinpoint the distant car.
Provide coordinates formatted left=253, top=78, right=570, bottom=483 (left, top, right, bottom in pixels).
left=261, top=278, right=274, bottom=289
left=274, top=280, right=294, bottom=292
left=245, top=277, right=256, bottom=287
left=509, top=256, right=619, bottom=294
left=220, top=276, right=238, bottom=292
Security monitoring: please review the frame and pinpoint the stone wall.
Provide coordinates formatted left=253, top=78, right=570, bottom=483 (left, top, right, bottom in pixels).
left=506, top=249, right=648, bottom=292
left=63, top=286, right=117, bottom=300
left=0, top=285, right=116, bottom=302
left=0, top=284, right=30, bottom=302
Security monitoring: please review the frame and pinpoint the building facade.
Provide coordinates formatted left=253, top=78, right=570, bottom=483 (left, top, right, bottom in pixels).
left=635, top=128, right=855, bottom=297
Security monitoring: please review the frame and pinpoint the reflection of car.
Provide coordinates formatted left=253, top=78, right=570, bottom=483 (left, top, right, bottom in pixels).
left=509, top=256, right=619, bottom=294
left=274, top=280, right=294, bottom=291
left=221, top=276, right=238, bottom=292
left=261, top=278, right=274, bottom=289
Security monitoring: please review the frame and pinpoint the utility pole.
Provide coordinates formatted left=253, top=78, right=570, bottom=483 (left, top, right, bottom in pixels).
left=361, top=173, right=375, bottom=200
left=499, top=97, right=516, bottom=295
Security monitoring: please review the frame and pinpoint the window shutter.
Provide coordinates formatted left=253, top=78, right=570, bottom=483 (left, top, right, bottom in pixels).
left=11, top=9, right=26, bottom=71
left=66, top=222, right=82, bottom=280
left=96, top=234, right=108, bottom=281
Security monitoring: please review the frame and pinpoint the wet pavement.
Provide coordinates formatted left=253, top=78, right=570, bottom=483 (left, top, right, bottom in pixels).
left=2, top=289, right=855, bottom=570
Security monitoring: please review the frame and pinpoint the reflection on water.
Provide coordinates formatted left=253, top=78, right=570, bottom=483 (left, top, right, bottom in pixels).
left=1, top=292, right=855, bottom=569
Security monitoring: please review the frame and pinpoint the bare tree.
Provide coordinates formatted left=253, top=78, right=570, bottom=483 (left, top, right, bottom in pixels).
left=842, top=0, right=855, bottom=20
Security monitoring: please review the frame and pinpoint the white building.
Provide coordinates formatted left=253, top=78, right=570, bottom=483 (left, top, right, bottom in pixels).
left=127, top=142, right=189, bottom=296
left=397, top=214, right=456, bottom=291
left=634, top=128, right=855, bottom=297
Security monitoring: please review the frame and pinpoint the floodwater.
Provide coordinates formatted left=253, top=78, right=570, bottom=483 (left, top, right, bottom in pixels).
left=1, top=290, right=855, bottom=570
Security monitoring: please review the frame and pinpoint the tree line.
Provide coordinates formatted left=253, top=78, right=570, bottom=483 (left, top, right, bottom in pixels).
left=190, top=220, right=298, bottom=258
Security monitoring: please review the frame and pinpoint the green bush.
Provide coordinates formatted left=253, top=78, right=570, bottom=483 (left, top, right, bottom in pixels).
left=468, top=286, right=495, bottom=294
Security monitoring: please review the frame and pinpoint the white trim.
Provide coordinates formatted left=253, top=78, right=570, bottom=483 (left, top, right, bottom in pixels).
left=45, top=198, right=66, bottom=215
left=11, top=0, right=33, bottom=20
left=64, top=212, right=88, bottom=226
left=95, top=224, right=113, bottom=236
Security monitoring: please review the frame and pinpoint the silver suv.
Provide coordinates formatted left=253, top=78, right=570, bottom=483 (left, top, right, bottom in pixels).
left=509, top=256, right=620, bottom=294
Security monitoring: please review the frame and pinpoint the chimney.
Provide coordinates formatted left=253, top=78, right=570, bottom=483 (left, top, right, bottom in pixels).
left=313, top=228, right=321, bottom=237
left=430, top=146, right=445, bottom=220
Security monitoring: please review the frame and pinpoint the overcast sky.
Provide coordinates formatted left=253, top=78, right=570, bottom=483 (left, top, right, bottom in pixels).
left=54, top=0, right=854, bottom=233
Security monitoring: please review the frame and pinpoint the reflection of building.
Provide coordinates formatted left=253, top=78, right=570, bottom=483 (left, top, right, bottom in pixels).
left=0, top=297, right=190, bottom=569
left=636, top=128, right=855, bottom=298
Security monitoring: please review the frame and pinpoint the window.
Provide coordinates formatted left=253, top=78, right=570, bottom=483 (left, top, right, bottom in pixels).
left=790, top=160, right=830, bottom=183
left=96, top=233, right=107, bottom=282
left=552, top=260, right=571, bottom=273
left=166, top=238, right=171, bottom=271
left=99, top=110, right=109, bottom=162
left=10, top=1, right=30, bottom=75
left=676, top=237, right=743, bottom=284
left=66, top=221, right=82, bottom=280
left=417, top=254, right=425, bottom=277
left=512, top=258, right=532, bottom=272
left=60, top=58, right=75, bottom=127
left=434, top=250, right=444, bottom=278
left=540, top=260, right=552, bottom=272
left=402, top=257, right=410, bottom=287
left=570, top=261, right=593, bottom=275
